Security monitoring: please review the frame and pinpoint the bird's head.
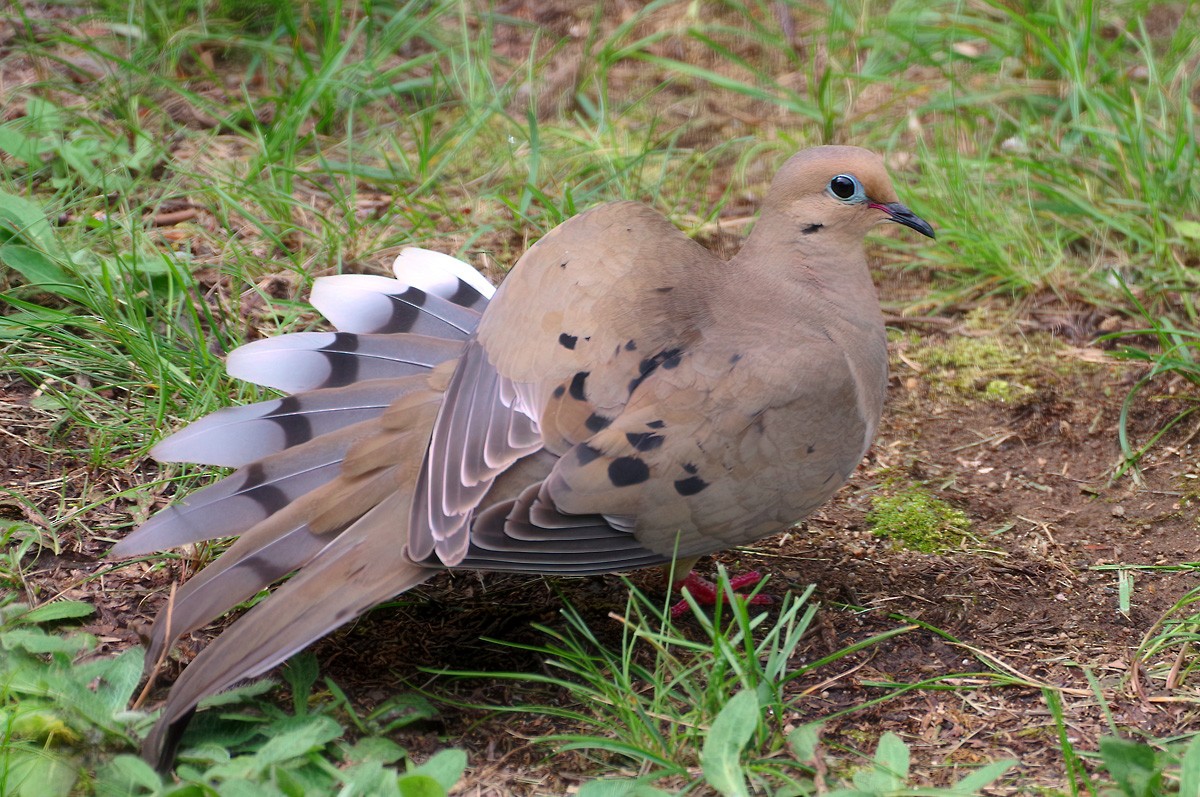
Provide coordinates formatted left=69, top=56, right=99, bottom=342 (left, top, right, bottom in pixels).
left=764, top=145, right=935, bottom=240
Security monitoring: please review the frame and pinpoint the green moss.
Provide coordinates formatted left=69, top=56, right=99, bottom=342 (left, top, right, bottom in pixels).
left=983, top=378, right=1033, bottom=402
left=891, top=332, right=1060, bottom=403
left=866, top=486, right=970, bottom=554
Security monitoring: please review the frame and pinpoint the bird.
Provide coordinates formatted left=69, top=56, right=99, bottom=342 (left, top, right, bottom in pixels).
left=111, top=145, right=934, bottom=768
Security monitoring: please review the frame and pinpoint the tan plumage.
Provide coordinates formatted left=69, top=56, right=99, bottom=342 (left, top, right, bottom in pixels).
left=113, top=145, right=934, bottom=767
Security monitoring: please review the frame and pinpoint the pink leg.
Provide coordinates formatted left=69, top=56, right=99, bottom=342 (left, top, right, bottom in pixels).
left=670, top=570, right=776, bottom=619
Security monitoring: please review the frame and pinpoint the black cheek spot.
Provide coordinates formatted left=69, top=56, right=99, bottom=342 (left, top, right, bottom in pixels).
left=558, top=333, right=578, bottom=350
left=646, top=420, right=665, bottom=429
left=682, top=462, right=698, bottom=474
left=608, top=456, right=650, bottom=486
left=674, top=475, right=710, bottom=496
left=625, top=431, right=663, bottom=451
left=801, top=223, right=824, bottom=235
left=569, top=371, right=589, bottom=400
left=560, top=260, right=570, bottom=269
left=552, top=384, right=566, bottom=399
left=585, top=413, right=612, bottom=433
left=807, top=444, right=815, bottom=454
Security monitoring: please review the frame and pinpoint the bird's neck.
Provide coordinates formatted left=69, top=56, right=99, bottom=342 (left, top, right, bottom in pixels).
left=730, top=211, right=882, bottom=331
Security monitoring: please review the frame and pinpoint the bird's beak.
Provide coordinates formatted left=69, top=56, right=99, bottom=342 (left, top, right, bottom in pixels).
left=870, top=202, right=935, bottom=239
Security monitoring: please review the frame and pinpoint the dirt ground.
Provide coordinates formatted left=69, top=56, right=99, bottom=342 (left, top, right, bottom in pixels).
left=5, top=267, right=1200, bottom=794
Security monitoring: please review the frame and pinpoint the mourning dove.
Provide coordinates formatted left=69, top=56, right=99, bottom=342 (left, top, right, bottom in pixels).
left=112, top=145, right=934, bottom=767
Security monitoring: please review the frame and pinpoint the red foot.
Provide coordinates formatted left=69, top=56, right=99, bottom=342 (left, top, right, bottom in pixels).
left=670, top=570, right=776, bottom=619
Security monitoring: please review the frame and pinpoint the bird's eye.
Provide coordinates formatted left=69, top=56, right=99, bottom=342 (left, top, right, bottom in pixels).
left=828, top=174, right=861, bottom=201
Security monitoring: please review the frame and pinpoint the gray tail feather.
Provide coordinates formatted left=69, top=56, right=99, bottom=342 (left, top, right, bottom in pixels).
left=143, top=493, right=433, bottom=769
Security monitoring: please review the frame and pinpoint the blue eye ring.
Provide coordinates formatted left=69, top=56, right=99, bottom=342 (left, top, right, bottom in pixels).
left=828, top=174, right=863, bottom=202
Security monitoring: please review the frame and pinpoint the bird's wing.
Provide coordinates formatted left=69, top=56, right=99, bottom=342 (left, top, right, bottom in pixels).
left=407, top=201, right=723, bottom=565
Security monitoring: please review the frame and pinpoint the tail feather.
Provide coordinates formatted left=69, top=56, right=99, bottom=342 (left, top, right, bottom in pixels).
left=390, top=247, right=495, bottom=309
left=143, top=491, right=434, bottom=769
left=226, top=332, right=462, bottom=393
left=149, top=376, right=432, bottom=468
left=142, top=519, right=331, bottom=669
left=141, top=457, right=409, bottom=667
left=310, top=274, right=481, bottom=337
left=124, top=252, right=497, bottom=769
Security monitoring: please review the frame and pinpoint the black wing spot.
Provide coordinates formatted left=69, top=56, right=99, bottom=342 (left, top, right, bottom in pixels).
left=559, top=333, right=578, bottom=350
left=682, top=462, right=698, bottom=474
left=569, top=371, right=589, bottom=400
left=625, top=431, right=664, bottom=451
left=674, top=475, right=710, bottom=496
left=630, top=348, right=684, bottom=393
left=729, top=353, right=742, bottom=364
left=553, top=384, right=566, bottom=399
left=576, top=444, right=602, bottom=465
left=609, top=456, right=650, bottom=486
left=655, top=286, right=674, bottom=293
left=646, top=420, right=666, bottom=429
left=585, top=412, right=612, bottom=432
left=807, top=444, right=815, bottom=454
left=801, top=223, right=824, bottom=235
left=625, top=339, right=637, bottom=351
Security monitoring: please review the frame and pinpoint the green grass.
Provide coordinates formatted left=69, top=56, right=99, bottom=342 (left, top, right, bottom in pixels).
left=2, top=0, right=1199, bottom=793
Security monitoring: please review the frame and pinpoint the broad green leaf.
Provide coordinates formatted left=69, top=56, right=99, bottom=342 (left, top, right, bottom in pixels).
left=252, top=714, right=341, bottom=766
left=852, top=732, right=908, bottom=793
left=22, top=601, right=94, bottom=623
left=700, top=689, right=759, bottom=797
left=0, top=125, right=46, bottom=164
left=1, top=627, right=92, bottom=655
left=0, top=244, right=87, bottom=304
left=344, top=736, right=407, bottom=765
left=282, top=652, right=319, bottom=715
left=1099, top=737, right=1160, bottom=797
left=1171, top=219, right=1200, bottom=240
left=1180, top=735, right=1200, bottom=797
left=217, top=779, right=284, bottom=797
left=788, top=723, right=822, bottom=761
left=397, top=773, right=447, bottom=797
left=7, top=749, right=78, bottom=797
left=369, top=693, right=440, bottom=733
left=74, top=647, right=145, bottom=714
left=94, top=754, right=163, bottom=796
left=412, top=748, right=467, bottom=790
left=0, top=190, right=56, bottom=251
